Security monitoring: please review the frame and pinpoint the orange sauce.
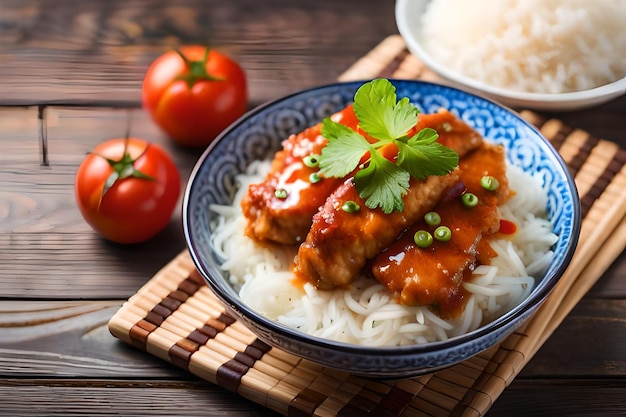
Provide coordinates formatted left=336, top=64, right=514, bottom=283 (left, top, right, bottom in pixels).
left=290, top=270, right=309, bottom=290
left=498, top=219, right=517, bottom=235
left=371, top=142, right=510, bottom=318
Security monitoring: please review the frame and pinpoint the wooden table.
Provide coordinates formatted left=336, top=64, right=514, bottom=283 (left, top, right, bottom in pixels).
left=1, top=1, right=625, bottom=415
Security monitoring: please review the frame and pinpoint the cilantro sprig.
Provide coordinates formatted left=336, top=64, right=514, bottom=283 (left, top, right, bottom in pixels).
left=318, top=78, right=459, bottom=214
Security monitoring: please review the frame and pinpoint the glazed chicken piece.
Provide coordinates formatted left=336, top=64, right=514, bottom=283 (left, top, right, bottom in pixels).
left=294, top=109, right=484, bottom=289
left=241, top=105, right=360, bottom=244
left=371, top=142, right=510, bottom=317
left=295, top=171, right=461, bottom=289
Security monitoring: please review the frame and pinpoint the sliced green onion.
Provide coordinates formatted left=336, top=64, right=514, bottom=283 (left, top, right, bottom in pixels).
left=309, top=172, right=321, bottom=183
left=461, top=192, right=478, bottom=207
left=342, top=201, right=360, bottom=213
left=424, top=211, right=441, bottom=226
left=434, top=225, right=452, bottom=242
left=414, top=230, right=433, bottom=248
left=274, top=188, right=288, bottom=199
left=480, top=175, right=500, bottom=191
left=303, top=154, right=321, bottom=168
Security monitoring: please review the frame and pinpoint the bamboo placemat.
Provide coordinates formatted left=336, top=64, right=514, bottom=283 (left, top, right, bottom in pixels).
left=109, top=35, right=626, bottom=416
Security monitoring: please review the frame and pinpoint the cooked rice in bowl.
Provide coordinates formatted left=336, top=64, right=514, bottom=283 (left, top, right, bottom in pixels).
left=209, top=157, right=557, bottom=347
left=417, top=0, right=626, bottom=94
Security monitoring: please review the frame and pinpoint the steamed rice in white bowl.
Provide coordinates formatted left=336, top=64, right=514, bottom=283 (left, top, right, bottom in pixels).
left=396, top=0, right=626, bottom=110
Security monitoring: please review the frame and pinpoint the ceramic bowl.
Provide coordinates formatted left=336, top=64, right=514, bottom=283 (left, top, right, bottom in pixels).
left=183, top=80, right=580, bottom=378
left=395, top=0, right=626, bottom=111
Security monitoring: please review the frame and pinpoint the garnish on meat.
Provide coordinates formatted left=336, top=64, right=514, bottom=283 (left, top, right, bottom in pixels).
left=293, top=109, right=483, bottom=289
left=318, top=78, right=459, bottom=213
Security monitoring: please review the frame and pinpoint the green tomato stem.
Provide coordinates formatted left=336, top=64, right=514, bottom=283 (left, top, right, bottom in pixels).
left=96, top=140, right=155, bottom=205
left=174, top=48, right=224, bottom=89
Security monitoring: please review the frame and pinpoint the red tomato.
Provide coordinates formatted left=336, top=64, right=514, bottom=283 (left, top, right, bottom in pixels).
left=75, top=138, right=181, bottom=244
left=142, top=46, right=247, bottom=147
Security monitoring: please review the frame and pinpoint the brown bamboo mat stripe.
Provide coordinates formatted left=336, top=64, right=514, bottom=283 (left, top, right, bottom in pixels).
left=289, top=388, right=329, bottom=416
left=536, top=118, right=574, bottom=152
left=378, top=49, right=411, bottom=80
left=580, top=146, right=626, bottom=218
left=129, top=272, right=204, bottom=350
left=108, top=35, right=626, bottom=417
left=129, top=319, right=157, bottom=350
left=217, top=339, right=272, bottom=391
left=338, top=36, right=410, bottom=83
left=370, top=385, right=415, bottom=416
left=337, top=382, right=409, bottom=417
left=170, top=312, right=238, bottom=370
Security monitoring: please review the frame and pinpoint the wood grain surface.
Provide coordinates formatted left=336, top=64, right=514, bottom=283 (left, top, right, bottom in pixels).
left=0, top=0, right=625, bottom=416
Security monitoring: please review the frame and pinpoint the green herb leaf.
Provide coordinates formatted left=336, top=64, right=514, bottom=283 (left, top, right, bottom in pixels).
left=319, top=118, right=371, bottom=178
left=318, top=78, right=459, bottom=213
left=353, top=78, right=418, bottom=141
left=354, top=150, right=410, bottom=214
left=397, top=128, right=459, bottom=179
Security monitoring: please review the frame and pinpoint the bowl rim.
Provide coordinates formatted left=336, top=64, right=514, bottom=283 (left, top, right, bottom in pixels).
left=394, top=0, right=626, bottom=108
left=183, top=78, right=581, bottom=356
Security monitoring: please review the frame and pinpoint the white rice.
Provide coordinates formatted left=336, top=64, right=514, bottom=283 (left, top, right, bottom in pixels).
left=210, top=157, right=558, bottom=346
left=418, top=0, right=626, bottom=93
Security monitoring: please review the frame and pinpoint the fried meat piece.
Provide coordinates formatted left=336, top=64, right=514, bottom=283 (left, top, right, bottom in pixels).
left=295, top=171, right=461, bottom=289
left=241, top=105, right=359, bottom=244
left=371, top=142, right=511, bottom=317
left=294, top=109, right=484, bottom=289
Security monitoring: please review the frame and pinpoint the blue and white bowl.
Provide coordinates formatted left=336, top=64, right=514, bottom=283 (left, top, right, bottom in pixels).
left=183, top=80, right=580, bottom=379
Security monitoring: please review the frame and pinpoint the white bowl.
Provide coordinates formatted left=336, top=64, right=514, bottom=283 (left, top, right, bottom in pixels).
left=395, top=0, right=626, bottom=111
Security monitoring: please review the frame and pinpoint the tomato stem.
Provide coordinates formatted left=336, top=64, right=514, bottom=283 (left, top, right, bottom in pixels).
left=174, top=47, right=224, bottom=89
left=93, top=140, right=156, bottom=210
